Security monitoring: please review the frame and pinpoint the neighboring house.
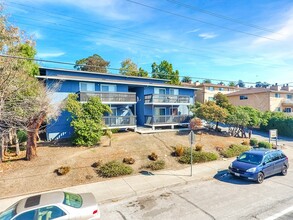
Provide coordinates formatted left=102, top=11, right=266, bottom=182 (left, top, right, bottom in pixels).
left=192, top=83, right=240, bottom=103
left=226, top=84, right=293, bottom=115
left=38, top=67, right=196, bottom=140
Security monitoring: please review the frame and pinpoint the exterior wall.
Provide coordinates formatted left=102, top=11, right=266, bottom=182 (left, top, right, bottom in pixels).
left=46, top=111, right=73, bottom=140
left=228, top=92, right=270, bottom=111
left=269, top=92, right=293, bottom=113
left=136, top=87, right=145, bottom=126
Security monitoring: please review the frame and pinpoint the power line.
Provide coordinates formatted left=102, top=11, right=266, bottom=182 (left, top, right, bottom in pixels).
left=125, top=0, right=277, bottom=41
left=167, top=0, right=282, bottom=36
left=0, top=54, right=260, bottom=85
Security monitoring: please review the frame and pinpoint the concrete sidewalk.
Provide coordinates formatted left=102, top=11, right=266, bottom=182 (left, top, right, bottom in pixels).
left=1, top=146, right=292, bottom=212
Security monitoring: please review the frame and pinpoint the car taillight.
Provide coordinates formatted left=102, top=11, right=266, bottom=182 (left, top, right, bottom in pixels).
left=93, top=210, right=98, bottom=215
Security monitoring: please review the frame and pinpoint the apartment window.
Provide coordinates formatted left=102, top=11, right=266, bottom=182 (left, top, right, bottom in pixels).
left=219, top=88, right=224, bottom=91
left=287, top=94, right=292, bottom=99
left=276, top=107, right=281, bottom=112
left=275, top=93, right=280, bottom=98
left=80, top=82, right=95, bottom=92
left=208, top=87, right=214, bottom=91
left=240, top=95, right=248, bottom=100
left=169, top=89, right=179, bottom=95
left=284, top=107, right=292, bottom=113
left=154, top=88, right=166, bottom=95
left=208, top=97, right=215, bottom=101
left=101, top=84, right=117, bottom=92
left=155, top=107, right=166, bottom=115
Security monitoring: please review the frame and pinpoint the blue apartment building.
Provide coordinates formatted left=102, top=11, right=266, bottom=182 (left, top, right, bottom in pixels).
left=38, top=68, right=196, bottom=140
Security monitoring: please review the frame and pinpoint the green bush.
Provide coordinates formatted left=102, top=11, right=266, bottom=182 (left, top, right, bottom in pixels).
left=98, top=161, right=133, bottom=178
left=221, top=144, right=250, bottom=158
left=257, top=141, right=272, bottom=149
left=146, top=160, right=166, bottom=170
left=249, top=138, right=258, bottom=146
left=179, top=149, right=218, bottom=164
left=17, top=130, right=27, bottom=143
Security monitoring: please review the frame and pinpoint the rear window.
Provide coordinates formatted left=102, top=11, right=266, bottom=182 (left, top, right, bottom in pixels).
left=63, top=192, right=82, bottom=208
left=237, top=153, right=263, bottom=165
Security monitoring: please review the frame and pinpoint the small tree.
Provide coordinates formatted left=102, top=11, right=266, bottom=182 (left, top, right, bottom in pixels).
left=181, top=76, right=192, bottom=83
left=226, top=107, right=250, bottom=137
left=74, top=54, right=110, bottom=73
left=195, top=101, right=227, bottom=130
left=65, top=94, right=111, bottom=146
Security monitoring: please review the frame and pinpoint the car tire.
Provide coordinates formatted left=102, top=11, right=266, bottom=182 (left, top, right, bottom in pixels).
left=281, top=166, right=287, bottom=176
left=257, top=172, right=264, bottom=184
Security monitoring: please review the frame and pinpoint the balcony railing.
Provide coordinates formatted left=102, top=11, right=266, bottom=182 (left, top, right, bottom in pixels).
left=78, top=91, right=136, bottom=103
left=282, top=99, right=293, bottom=106
left=144, top=94, right=190, bottom=104
left=145, top=115, right=191, bottom=125
left=103, top=116, right=137, bottom=127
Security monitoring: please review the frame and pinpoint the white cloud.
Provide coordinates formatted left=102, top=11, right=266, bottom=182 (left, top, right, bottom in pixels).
left=37, top=52, right=65, bottom=58
left=198, top=32, right=217, bottom=39
left=30, top=30, right=43, bottom=40
left=186, top=28, right=200, bottom=34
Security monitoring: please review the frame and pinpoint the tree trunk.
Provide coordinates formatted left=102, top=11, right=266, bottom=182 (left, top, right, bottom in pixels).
left=0, top=134, right=3, bottom=163
left=215, top=122, right=219, bottom=131
left=25, top=111, right=46, bottom=161
left=13, top=128, right=20, bottom=155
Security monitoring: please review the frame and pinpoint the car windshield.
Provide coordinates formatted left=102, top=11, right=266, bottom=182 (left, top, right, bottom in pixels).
left=0, top=203, right=17, bottom=220
left=63, top=192, right=82, bottom=208
left=237, top=152, right=263, bottom=165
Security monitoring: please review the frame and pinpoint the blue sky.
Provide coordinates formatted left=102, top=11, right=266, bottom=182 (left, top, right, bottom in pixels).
left=5, top=0, right=293, bottom=86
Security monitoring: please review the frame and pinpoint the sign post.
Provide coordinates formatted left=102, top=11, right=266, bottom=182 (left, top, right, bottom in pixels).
left=269, top=129, right=278, bottom=148
left=188, top=131, right=195, bottom=176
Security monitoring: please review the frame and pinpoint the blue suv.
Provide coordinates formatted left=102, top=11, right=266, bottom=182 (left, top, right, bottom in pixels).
left=228, top=149, right=289, bottom=183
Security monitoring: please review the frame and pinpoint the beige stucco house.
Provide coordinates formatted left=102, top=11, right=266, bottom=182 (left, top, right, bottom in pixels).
left=226, top=84, right=293, bottom=115
left=193, top=83, right=240, bottom=103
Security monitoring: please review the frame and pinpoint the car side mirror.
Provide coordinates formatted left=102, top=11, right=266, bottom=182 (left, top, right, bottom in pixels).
left=262, top=162, right=266, bottom=165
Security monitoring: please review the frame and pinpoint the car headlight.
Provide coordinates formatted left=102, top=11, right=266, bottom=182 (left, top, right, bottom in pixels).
left=246, top=167, right=256, bottom=172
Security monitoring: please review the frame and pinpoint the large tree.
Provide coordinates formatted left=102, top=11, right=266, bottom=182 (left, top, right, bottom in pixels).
left=119, top=58, right=148, bottom=77
left=74, top=54, right=110, bottom=73
left=151, top=60, right=180, bottom=85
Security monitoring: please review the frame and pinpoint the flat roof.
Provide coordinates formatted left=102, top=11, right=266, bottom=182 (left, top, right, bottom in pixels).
left=227, top=88, right=293, bottom=96
left=37, top=75, right=198, bottom=90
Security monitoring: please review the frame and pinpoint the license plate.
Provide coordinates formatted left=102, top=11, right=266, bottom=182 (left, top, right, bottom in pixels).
left=234, top=173, right=240, bottom=176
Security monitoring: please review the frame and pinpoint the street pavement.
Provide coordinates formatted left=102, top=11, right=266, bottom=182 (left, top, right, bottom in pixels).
left=0, top=131, right=292, bottom=220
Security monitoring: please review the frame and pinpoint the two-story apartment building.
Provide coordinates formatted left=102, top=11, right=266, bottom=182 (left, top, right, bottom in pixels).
left=193, top=83, right=240, bottom=103
left=226, top=84, right=293, bottom=115
left=38, top=68, right=196, bottom=140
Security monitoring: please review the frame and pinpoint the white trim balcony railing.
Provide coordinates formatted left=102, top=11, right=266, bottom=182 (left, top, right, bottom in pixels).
left=103, top=116, right=137, bottom=127
left=144, top=94, right=190, bottom=104
left=78, top=91, right=136, bottom=103
left=145, top=115, right=191, bottom=125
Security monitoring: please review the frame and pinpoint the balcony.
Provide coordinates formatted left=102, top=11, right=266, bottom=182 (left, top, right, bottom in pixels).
left=103, top=116, right=136, bottom=128
left=282, top=99, right=293, bottom=106
left=145, top=115, right=191, bottom=125
left=78, top=91, right=136, bottom=103
left=144, top=94, right=190, bottom=105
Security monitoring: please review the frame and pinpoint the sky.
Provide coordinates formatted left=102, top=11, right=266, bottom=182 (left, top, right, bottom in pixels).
left=4, top=0, right=293, bottom=86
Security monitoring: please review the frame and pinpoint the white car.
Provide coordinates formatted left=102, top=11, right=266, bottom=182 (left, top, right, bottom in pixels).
left=0, top=191, right=100, bottom=220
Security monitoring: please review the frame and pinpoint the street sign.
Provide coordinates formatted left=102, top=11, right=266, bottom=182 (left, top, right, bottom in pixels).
left=189, top=130, right=195, bottom=145
left=269, top=129, right=278, bottom=139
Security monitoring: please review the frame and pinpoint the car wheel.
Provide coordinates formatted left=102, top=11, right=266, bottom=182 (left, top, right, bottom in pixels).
left=281, top=166, right=287, bottom=176
left=257, top=172, right=264, bottom=184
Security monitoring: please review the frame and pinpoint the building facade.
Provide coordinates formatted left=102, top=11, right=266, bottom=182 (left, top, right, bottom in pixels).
left=226, top=84, right=293, bottom=114
left=193, top=83, right=240, bottom=103
left=38, top=68, right=196, bottom=140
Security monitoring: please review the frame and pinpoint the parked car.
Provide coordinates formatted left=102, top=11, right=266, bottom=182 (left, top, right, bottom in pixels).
left=228, top=149, right=289, bottom=183
left=0, top=191, right=100, bottom=220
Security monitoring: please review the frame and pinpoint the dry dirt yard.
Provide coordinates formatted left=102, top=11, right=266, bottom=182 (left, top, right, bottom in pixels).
left=0, top=130, right=245, bottom=199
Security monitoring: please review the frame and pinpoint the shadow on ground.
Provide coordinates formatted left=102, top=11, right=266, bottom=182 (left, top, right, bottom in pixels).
left=213, top=169, right=255, bottom=185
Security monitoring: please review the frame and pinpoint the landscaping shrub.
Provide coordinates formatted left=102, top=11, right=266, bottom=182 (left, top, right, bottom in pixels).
left=175, top=145, right=185, bottom=157
left=98, top=161, right=133, bottom=178
left=123, top=157, right=135, bottom=164
left=249, top=138, right=258, bottom=146
left=148, top=152, right=158, bottom=161
left=17, top=130, right=27, bottom=143
left=179, top=150, right=218, bottom=164
left=241, top=140, right=249, bottom=146
left=195, top=144, right=203, bottom=151
left=257, top=141, right=272, bottom=149
left=55, top=166, right=70, bottom=176
left=146, top=160, right=166, bottom=170
left=91, top=160, right=102, bottom=168
left=221, top=144, right=250, bottom=158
